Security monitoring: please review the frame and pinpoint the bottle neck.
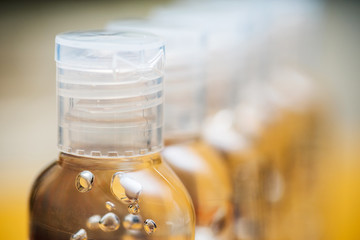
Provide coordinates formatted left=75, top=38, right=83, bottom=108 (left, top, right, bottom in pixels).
left=57, top=67, right=164, bottom=158
left=58, top=152, right=162, bottom=171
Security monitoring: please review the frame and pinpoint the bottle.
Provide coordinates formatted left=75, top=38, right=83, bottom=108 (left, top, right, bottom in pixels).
left=220, top=2, right=324, bottom=239
left=259, top=2, right=324, bottom=239
left=29, top=30, right=195, bottom=240
left=107, top=19, right=233, bottom=240
left=151, top=4, right=259, bottom=240
left=158, top=26, right=234, bottom=240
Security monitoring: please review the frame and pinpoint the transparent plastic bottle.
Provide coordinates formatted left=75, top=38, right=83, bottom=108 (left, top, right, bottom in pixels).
left=257, top=3, right=324, bottom=239
left=150, top=5, right=258, bottom=240
left=106, top=20, right=234, bottom=240
left=150, top=4, right=242, bottom=118
left=151, top=2, right=324, bottom=240
left=29, top=31, right=195, bottom=240
left=208, top=2, right=323, bottom=239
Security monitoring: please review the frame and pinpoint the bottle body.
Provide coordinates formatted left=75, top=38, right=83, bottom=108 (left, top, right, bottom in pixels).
left=162, top=139, right=233, bottom=240
left=257, top=107, right=321, bottom=240
left=30, top=153, right=195, bottom=240
left=214, top=105, right=321, bottom=240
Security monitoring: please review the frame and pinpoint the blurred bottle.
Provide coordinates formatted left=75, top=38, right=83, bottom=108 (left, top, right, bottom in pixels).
left=159, top=29, right=234, bottom=240
left=29, top=31, right=195, bottom=240
left=151, top=1, right=326, bottom=239
left=315, top=114, right=360, bottom=240
left=151, top=3, right=266, bottom=240
left=107, top=19, right=235, bottom=240
left=244, top=2, right=325, bottom=239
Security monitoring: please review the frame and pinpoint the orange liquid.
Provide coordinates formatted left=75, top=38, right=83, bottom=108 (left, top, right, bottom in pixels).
left=29, top=153, right=195, bottom=240
left=163, top=139, right=233, bottom=240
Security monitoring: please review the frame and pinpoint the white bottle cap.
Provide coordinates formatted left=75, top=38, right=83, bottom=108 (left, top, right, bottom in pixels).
left=150, top=3, right=244, bottom=117
left=106, top=20, right=206, bottom=140
left=55, top=30, right=165, bottom=158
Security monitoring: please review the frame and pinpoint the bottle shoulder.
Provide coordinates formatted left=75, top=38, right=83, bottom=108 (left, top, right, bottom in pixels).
left=163, top=140, right=230, bottom=177
left=162, top=140, right=232, bottom=197
left=30, top=154, right=195, bottom=239
left=30, top=153, right=194, bottom=203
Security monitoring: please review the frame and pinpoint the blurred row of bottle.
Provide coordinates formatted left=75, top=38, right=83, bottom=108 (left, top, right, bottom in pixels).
left=118, top=1, right=324, bottom=240
left=35, top=0, right=327, bottom=239
left=6, top=0, right=358, bottom=239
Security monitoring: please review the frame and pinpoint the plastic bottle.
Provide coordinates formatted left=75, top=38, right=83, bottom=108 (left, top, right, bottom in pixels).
left=106, top=20, right=233, bottom=240
left=150, top=4, right=261, bottom=240
left=29, top=30, right=195, bottom=240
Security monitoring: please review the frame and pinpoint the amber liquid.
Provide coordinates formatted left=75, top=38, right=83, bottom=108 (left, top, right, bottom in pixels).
left=163, top=138, right=233, bottom=240
left=30, top=153, right=195, bottom=240
left=221, top=138, right=264, bottom=240
left=254, top=109, right=321, bottom=240
left=209, top=107, right=321, bottom=240
left=316, top=132, right=360, bottom=240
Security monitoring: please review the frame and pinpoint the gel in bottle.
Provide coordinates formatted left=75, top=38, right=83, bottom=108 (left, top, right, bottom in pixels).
left=29, top=31, right=195, bottom=240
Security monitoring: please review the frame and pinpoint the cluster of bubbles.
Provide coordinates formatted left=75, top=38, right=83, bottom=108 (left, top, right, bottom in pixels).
left=73, top=170, right=157, bottom=239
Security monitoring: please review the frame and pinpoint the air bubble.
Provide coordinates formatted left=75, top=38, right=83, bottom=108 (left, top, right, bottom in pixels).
left=111, top=173, right=142, bottom=204
left=120, top=196, right=137, bottom=204
left=121, top=177, right=142, bottom=199
left=75, top=171, right=94, bottom=193
left=99, top=212, right=120, bottom=232
left=86, top=215, right=101, bottom=230
left=128, top=203, right=140, bottom=215
left=123, top=214, right=143, bottom=230
left=144, top=219, right=157, bottom=234
left=70, top=229, right=87, bottom=240
left=105, top=201, right=116, bottom=211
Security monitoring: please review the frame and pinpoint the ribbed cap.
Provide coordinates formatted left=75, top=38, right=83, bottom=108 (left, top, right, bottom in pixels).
left=55, top=30, right=165, bottom=158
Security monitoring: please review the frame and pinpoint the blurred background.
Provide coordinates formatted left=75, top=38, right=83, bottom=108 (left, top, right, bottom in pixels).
left=0, top=0, right=359, bottom=239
